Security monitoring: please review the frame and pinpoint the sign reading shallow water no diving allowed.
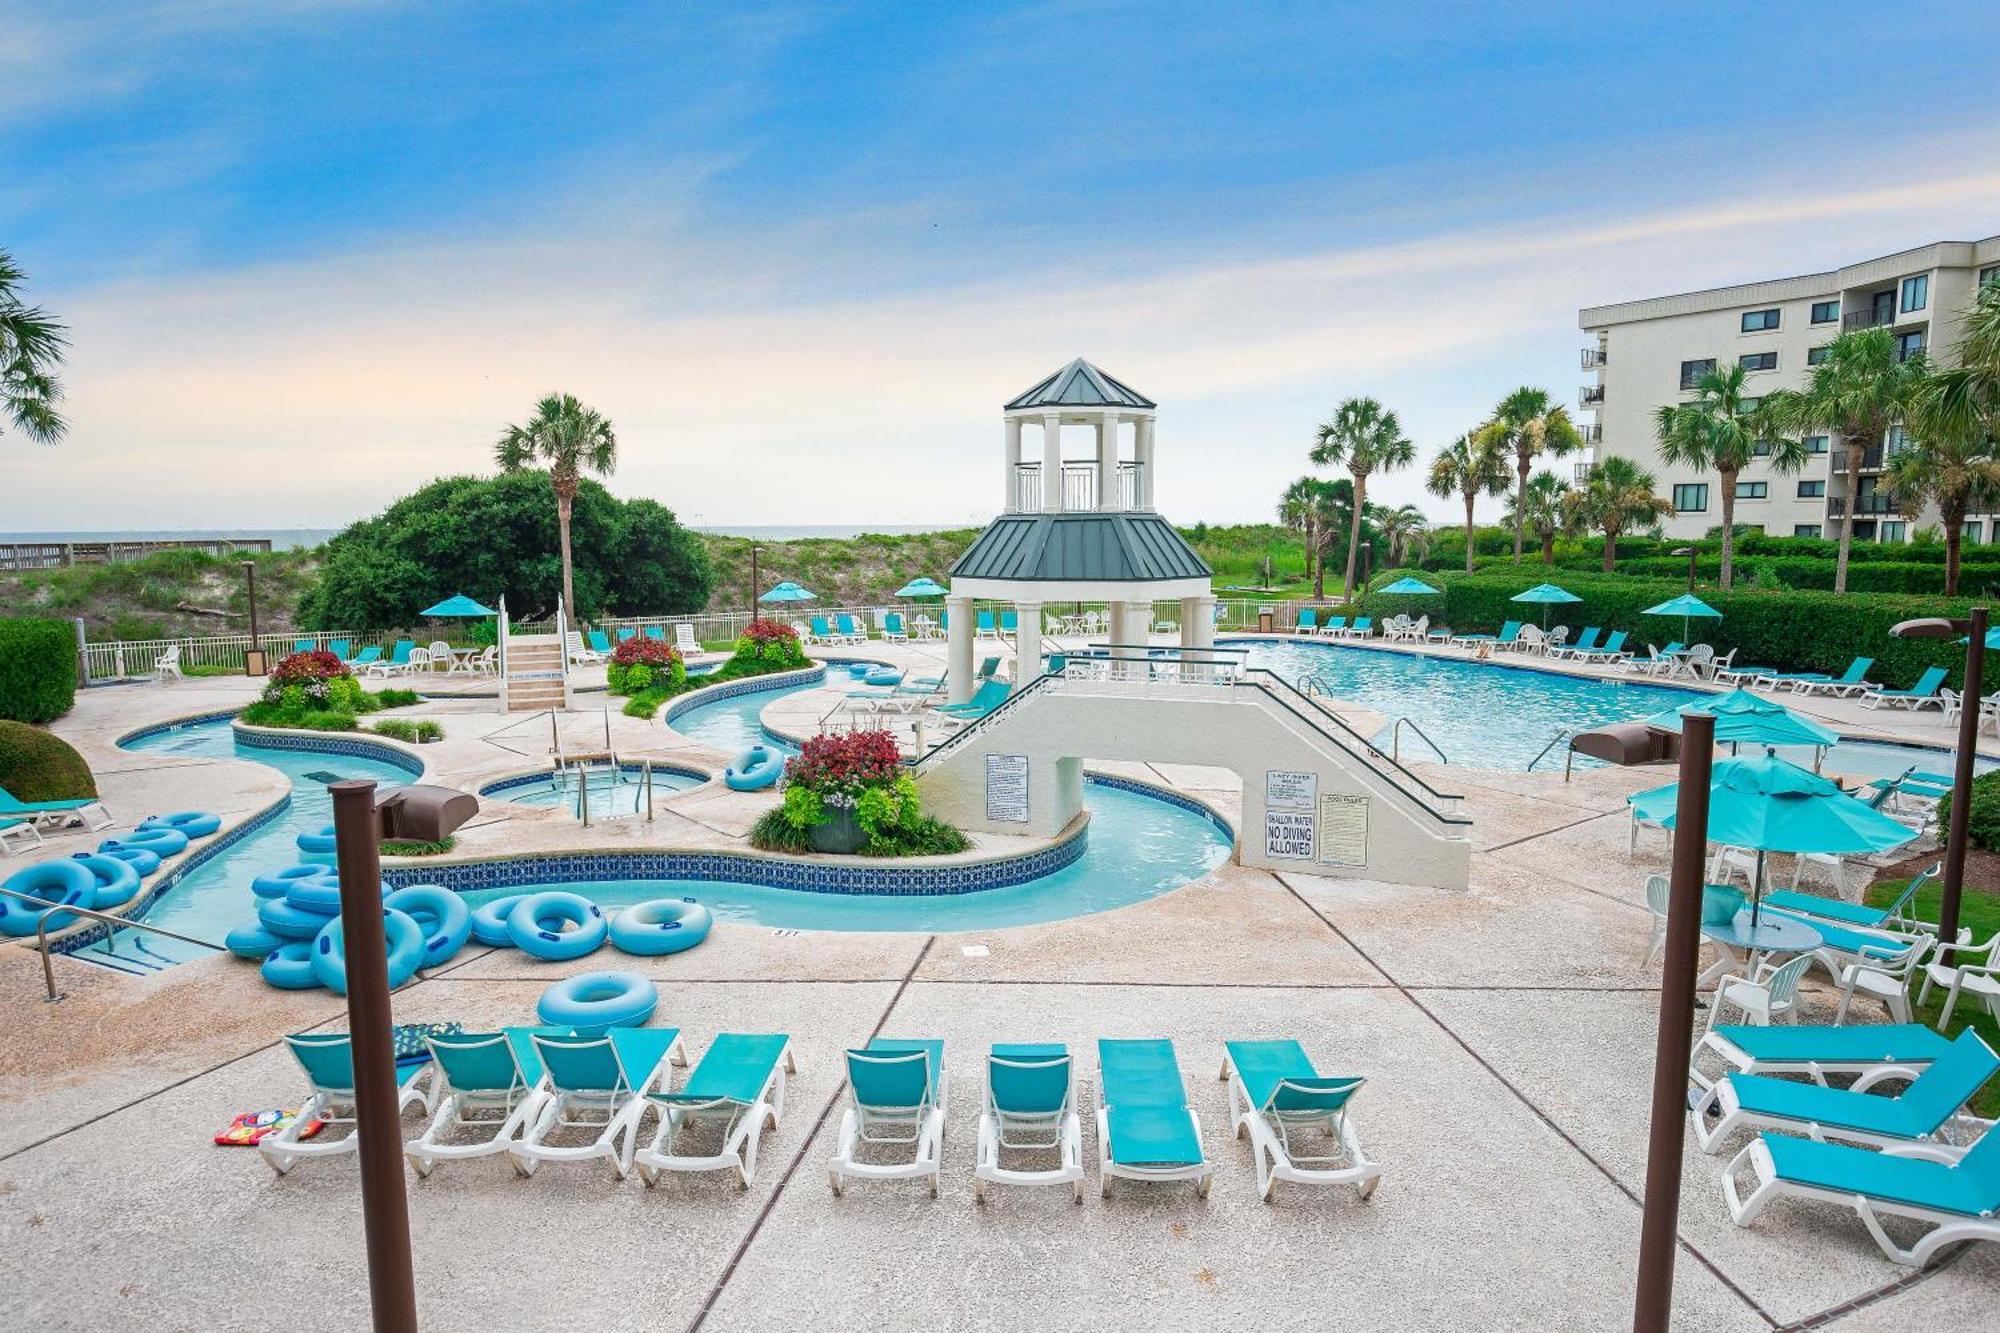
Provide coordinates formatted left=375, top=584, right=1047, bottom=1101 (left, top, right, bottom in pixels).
left=1263, top=769, right=1317, bottom=861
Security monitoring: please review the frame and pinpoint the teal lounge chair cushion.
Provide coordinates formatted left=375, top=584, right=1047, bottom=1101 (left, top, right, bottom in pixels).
left=849, top=1038, right=943, bottom=1108
left=1727, top=1031, right=1997, bottom=1137
left=534, top=1027, right=681, bottom=1092
left=1227, top=1039, right=1361, bottom=1115
left=0, top=786, right=96, bottom=814
left=652, top=1032, right=788, bottom=1107
left=989, top=1043, right=1071, bottom=1115
left=1762, top=908, right=1903, bottom=960
left=1100, top=1039, right=1202, bottom=1166
left=288, top=1033, right=432, bottom=1093
left=1712, top=1023, right=1952, bottom=1067
left=1762, top=1134, right=1996, bottom=1216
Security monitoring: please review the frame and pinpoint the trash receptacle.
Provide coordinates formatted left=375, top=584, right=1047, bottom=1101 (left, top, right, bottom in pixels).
left=1257, top=608, right=1274, bottom=633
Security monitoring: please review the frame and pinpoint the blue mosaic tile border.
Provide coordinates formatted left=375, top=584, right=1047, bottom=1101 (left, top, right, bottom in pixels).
left=231, top=723, right=428, bottom=778
left=114, top=707, right=244, bottom=748
left=479, top=761, right=709, bottom=797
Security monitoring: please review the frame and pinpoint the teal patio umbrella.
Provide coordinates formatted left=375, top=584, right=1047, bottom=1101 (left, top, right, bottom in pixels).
left=1627, top=753, right=1914, bottom=926
left=1510, top=581, right=1582, bottom=629
left=1378, top=576, right=1442, bottom=623
left=419, top=594, right=497, bottom=618
left=758, top=581, right=816, bottom=605
left=1636, top=688, right=1840, bottom=752
left=1643, top=592, right=1722, bottom=645
left=895, top=577, right=948, bottom=598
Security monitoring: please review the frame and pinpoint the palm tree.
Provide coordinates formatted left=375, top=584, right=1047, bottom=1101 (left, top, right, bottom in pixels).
left=1503, top=470, right=1572, bottom=565
left=1426, top=432, right=1510, bottom=572
left=1762, top=327, right=1930, bottom=592
left=1916, top=279, right=2000, bottom=465
left=1564, top=456, right=1671, bottom=572
left=1881, top=429, right=2000, bottom=595
left=1377, top=503, right=1432, bottom=568
left=1654, top=363, right=1810, bottom=588
left=0, top=249, right=67, bottom=443
left=1481, top=387, right=1584, bottom=563
left=495, top=393, right=619, bottom=619
left=1278, top=477, right=1348, bottom=599
left=1311, top=397, right=1416, bottom=599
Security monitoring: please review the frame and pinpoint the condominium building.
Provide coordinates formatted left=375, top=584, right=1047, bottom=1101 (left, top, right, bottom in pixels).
left=1577, top=234, right=2000, bottom=543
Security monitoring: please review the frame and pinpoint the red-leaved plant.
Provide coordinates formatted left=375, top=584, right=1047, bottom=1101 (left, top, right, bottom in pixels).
left=269, top=650, right=351, bottom=686
left=784, top=729, right=903, bottom=800
left=743, top=619, right=798, bottom=644
left=611, top=637, right=682, bottom=668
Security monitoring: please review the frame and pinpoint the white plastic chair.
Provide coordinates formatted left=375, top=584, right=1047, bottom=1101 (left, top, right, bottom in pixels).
left=406, top=647, right=433, bottom=676
left=1708, top=953, right=1812, bottom=1031
left=1832, top=935, right=1931, bottom=1025
left=1709, top=845, right=1759, bottom=889
left=1642, top=873, right=1670, bottom=966
left=153, top=644, right=183, bottom=682
left=1916, top=932, right=2000, bottom=1030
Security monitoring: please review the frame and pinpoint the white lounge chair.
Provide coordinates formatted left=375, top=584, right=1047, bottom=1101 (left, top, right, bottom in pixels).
left=828, top=1038, right=946, bottom=1197
left=974, top=1043, right=1085, bottom=1203
left=673, top=623, right=701, bottom=655
left=634, top=1032, right=795, bottom=1189
left=260, top=1033, right=437, bottom=1175
left=405, top=1028, right=554, bottom=1176
left=512, top=1027, right=686, bottom=1179
left=1689, top=1021, right=1955, bottom=1096
left=0, top=817, right=43, bottom=856
left=1096, top=1038, right=1212, bottom=1198
left=1219, top=1039, right=1379, bottom=1201
left=565, top=631, right=604, bottom=665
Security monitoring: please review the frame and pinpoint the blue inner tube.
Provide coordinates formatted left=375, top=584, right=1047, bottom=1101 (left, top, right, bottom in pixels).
left=139, top=810, right=222, bottom=839
left=384, top=884, right=471, bottom=964
left=312, top=908, right=424, bottom=994
left=536, top=970, right=658, bottom=1035
left=505, top=891, right=607, bottom=961
left=99, top=846, right=162, bottom=878
left=285, top=874, right=387, bottom=914
left=724, top=746, right=784, bottom=791
left=0, top=860, right=95, bottom=936
left=68, top=853, right=141, bottom=910
left=469, top=893, right=528, bottom=947
left=261, top=940, right=321, bottom=990
left=101, top=827, right=189, bottom=858
left=295, top=823, right=337, bottom=855
left=257, top=894, right=335, bottom=940
left=252, top=864, right=334, bottom=900
left=865, top=668, right=904, bottom=687
left=607, top=898, right=714, bottom=957
left=226, top=921, right=287, bottom=959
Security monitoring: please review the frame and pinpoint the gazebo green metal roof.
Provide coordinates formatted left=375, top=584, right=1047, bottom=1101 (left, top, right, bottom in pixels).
left=1004, top=358, right=1156, bottom=412
left=950, top=512, right=1210, bottom=583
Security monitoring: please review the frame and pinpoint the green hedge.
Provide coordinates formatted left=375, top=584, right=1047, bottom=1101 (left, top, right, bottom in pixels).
left=1938, top=771, right=2000, bottom=852
left=1357, top=569, right=1974, bottom=690
left=0, top=720, right=97, bottom=801
left=1612, top=557, right=2000, bottom=595
left=0, top=618, right=77, bottom=723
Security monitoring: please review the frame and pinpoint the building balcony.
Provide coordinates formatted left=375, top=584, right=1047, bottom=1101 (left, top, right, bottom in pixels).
left=1012, top=460, right=1148, bottom=513
left=1827, top=494, right=1899, bottom=517
left=1579, top=385, right=1605, bottom=409
left=1579, top=423, right=1602, bottom=445
left=1580, top=347, right=1607, bottom=369
left=1573, top=461, right=1596, bottom=484
left=1831, top=445, right=1888, bottom=473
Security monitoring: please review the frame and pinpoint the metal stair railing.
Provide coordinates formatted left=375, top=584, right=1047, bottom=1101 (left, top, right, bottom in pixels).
left=0, top=885, right=224, bottom=1002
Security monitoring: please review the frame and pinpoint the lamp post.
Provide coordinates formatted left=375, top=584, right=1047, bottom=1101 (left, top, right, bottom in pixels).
left=1670, top=546, right=1697, bottom=593
left=241, top=559, right=267, bottom=676
left=1888, top=608, right=1986, bottom=961
left=1632, top=710, right=1716, bottom=1333
left=748, top=543, right=762, bottom=629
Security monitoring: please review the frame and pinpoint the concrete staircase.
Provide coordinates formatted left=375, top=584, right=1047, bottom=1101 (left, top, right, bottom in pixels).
left=503, top=634, right=569, bottom=711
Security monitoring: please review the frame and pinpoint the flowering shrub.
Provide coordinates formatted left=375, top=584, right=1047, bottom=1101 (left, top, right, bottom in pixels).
left=733, top=619, right=809, bottom=671
left=758, top=730, right=967, bottom=857
left=607, top=638, right=685, bottom=696
left=245, top=649, right=382, bottom=730
left=612, top=637, right=680, bottom=667
left=783, top=730, right=903, bottom=801
left=268, top=650, right=350, bottom=687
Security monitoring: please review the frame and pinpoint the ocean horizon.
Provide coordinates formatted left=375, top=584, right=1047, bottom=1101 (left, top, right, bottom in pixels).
left=2, top=523, right=969, bottom=549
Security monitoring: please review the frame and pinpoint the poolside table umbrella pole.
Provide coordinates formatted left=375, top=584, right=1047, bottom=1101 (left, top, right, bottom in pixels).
left=1632, top=711, right=1715, bottom=1333
left=330, top=780, right=419, bottom=1333
left=1891, top=606, right=1987, bottom=964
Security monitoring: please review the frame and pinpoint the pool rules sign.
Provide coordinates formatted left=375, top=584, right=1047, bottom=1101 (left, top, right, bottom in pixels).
left=1263, top=770, right=1317, bottom=861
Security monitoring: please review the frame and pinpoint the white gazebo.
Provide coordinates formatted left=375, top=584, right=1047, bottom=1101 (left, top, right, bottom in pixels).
left=944, top=358, right=1215, bottom=700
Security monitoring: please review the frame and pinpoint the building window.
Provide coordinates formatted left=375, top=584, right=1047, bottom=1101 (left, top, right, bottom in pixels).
left=1679, top=358, right=1716, bottom=390
left=1738, top=481, right=1768, bottom=500
left=1740, top=351, right=1778, bottom=372
left=1966, top=521, right=1985, bottom=545
left=1797, top=480, right=1826, bottom=498
left=1741, top=308, right=1781, bottom=332
left=1879, top=521, right=1907, bottom=543
left=1752, top=440, right=1770, bottom=457
left=1894, top=330, right=1926, bottom=362
left=1808, top=345, right=1832, bottom=365
left=1810, top=300, right=1839, bottom=324
left=1672, top=483, right=1708, bottom=513
left=1794, top=524, right=1822, bottom=538
left=1886, top=424, right=1911, bottom=455
left=1804, top=435, right=1829, bottom=454
left=1900, top=274, right=1929, bottom=313
left=1984, top=265, right=2000, bottom=288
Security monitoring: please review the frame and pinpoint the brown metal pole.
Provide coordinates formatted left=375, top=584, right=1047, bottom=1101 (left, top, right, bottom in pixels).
left=243, top=560, right=260, bottom=667
left=749, top=544, right=760, bottom=627
left=1939, top=606, right=1985, bottom=964
left=1632, top=710, right=1714, bottom=1333
left=330, top=780, right=419, bottom=1333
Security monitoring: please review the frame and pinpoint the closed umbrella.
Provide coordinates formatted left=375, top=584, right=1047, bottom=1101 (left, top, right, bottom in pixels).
left=1627, top=753, right=1914, bottom=927
left=1509, top=581, right=1582, bottom=630
left=1642, top=592, right=1722, bottom=646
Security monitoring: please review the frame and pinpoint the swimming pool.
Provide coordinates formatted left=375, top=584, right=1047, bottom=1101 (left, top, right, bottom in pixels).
left=481, top=763, right=708, bottom=818
left=1236, top=638, right=1995, bottom=779
left=97, top=717, right=414, bottom=969
left=464, top=777, right=1232, bottom=932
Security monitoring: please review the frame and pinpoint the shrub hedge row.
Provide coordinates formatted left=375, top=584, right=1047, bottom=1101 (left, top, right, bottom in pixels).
left=1357, top=569, right=1975, bottom=690
left=1612, top=557, right=2000, bottom=595
left=0, top=720, right=97, bottom=801
left=0, top=618, right=77, bottom=723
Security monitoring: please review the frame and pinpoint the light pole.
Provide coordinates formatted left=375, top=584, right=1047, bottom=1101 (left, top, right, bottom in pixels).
left=748, top=543, right=762, bottom=628
left=1670, top=545, right=1697, bottom=594
left=1888, top=608, right=1986, bottom=961
left=241, top=559, right=267, bottom=676
left=1632, top=710, right=1716, bottom=1333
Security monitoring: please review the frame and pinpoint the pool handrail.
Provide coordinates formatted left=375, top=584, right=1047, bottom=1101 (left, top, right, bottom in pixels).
left=0, top=884, right=225, bottom=1002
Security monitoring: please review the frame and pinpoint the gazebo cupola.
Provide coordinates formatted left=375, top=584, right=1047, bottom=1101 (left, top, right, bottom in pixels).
left=944, top=358, right=1214, bottom=700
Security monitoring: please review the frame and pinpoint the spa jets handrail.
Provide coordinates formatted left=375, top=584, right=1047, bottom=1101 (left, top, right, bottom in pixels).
left=1391, top=717, right=1449, bottom=766
left=0, top=884, right=225, bottom=1003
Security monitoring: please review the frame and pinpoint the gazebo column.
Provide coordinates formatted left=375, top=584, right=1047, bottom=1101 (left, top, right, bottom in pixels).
left=946, top=595, right=975, bottom=704
left=1096, top=414, right=1119, bottom=512
left=1004, top=417, right=1023, bottom=513
left=1135, top=416, right=1156, bottom=510
left=1180, top=594, right=1216, bottom=679
left=1014, top=600, right=1043, bottom=681
left=1041, top=413, right=1063, bottom=513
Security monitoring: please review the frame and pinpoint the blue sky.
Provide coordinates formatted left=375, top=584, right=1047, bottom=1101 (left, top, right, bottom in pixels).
left=6, top=2, right=2000, bottom=529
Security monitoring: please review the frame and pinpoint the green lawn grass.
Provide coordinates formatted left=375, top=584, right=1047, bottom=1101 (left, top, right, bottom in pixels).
left=1864, top=876, right=1999, bottom=1116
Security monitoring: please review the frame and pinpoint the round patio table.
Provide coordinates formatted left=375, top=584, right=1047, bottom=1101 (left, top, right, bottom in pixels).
left=1696, top=910, right=1823, bottom=988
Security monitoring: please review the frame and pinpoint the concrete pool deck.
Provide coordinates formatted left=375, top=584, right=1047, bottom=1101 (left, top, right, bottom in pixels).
left=1, top=636, right=1993, bottom=1330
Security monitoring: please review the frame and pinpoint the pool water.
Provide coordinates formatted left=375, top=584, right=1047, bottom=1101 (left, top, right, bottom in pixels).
left=492, top=764, right=706, bottom=818
left=99, top=718, right=413, bottom=969
left=467, top=778, right=1232, bottom=932
left=666, top=681, right=805, bottom=755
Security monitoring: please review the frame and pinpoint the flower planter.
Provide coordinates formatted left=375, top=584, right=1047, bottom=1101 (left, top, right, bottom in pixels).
left=808, top=807, right=866, bottom=855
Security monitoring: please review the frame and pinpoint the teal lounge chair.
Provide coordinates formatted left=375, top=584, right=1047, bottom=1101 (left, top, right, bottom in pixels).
left=933, top=679, right=1010, bottom=723
left=999, top=610, right=1017, bottom=635
left=809, top=616, right=834, bottom=642
left=1551, top=627, right=1601, bottom=659
left=1693, top=1030, right=1998, bottom=1155
left=644, top=625, right=666, bottom=641
left=1219, top=1040, right=1379, bottom=1200
left=1691, top=1022, right=1955, bottom=1096
left=1347, top=616, right=1372, bottom=639
left=1096, top=1038, right=1212, bottom=1197
left=0, top=784, right=112, bottom=832
left=513, top=1027, right=686, bottom=1179
left=616, top=626, right=637, bottom=642
left=1295, top=608, right=1318, bottom=634
left=1777, top=656, right=1878, bottom=696
left=975, top=1043, right=1084, bottom=1201
left=1724, top=1117, right=2000, bottom=1266
left=939, top=609, right=948, bottom=633
left=976, top=609, right=998, bottom=638
left=1450, top=619, right=1520, bottom=648
left=1766, top=863, right=1937, bottom=932
left=1866, top=666, right=1950, bottom=711
left=883, top=612, right=908, bottom=642
left=1571, top=629, right=1630, bottom=662
left=405, top=1028, right=557, bottom=1176
left=260, top=1032, right=437, bottom=1175
left=365, top=639, right=415, bottom=677
left=828, top=1038, right=946, bottom=1196
left=326, top=639, right=351, bottom=661
left=293, top=638, right=315, bottom=652
left=348, top=645, right=383, bottom=669
left=1312, top=615, right=1346, bottom=637
left=835, top=613, right=867, bottom=643
left=634, top=1032, right=796, bottom=1188
left=587, top=629, right=613, bottom=655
